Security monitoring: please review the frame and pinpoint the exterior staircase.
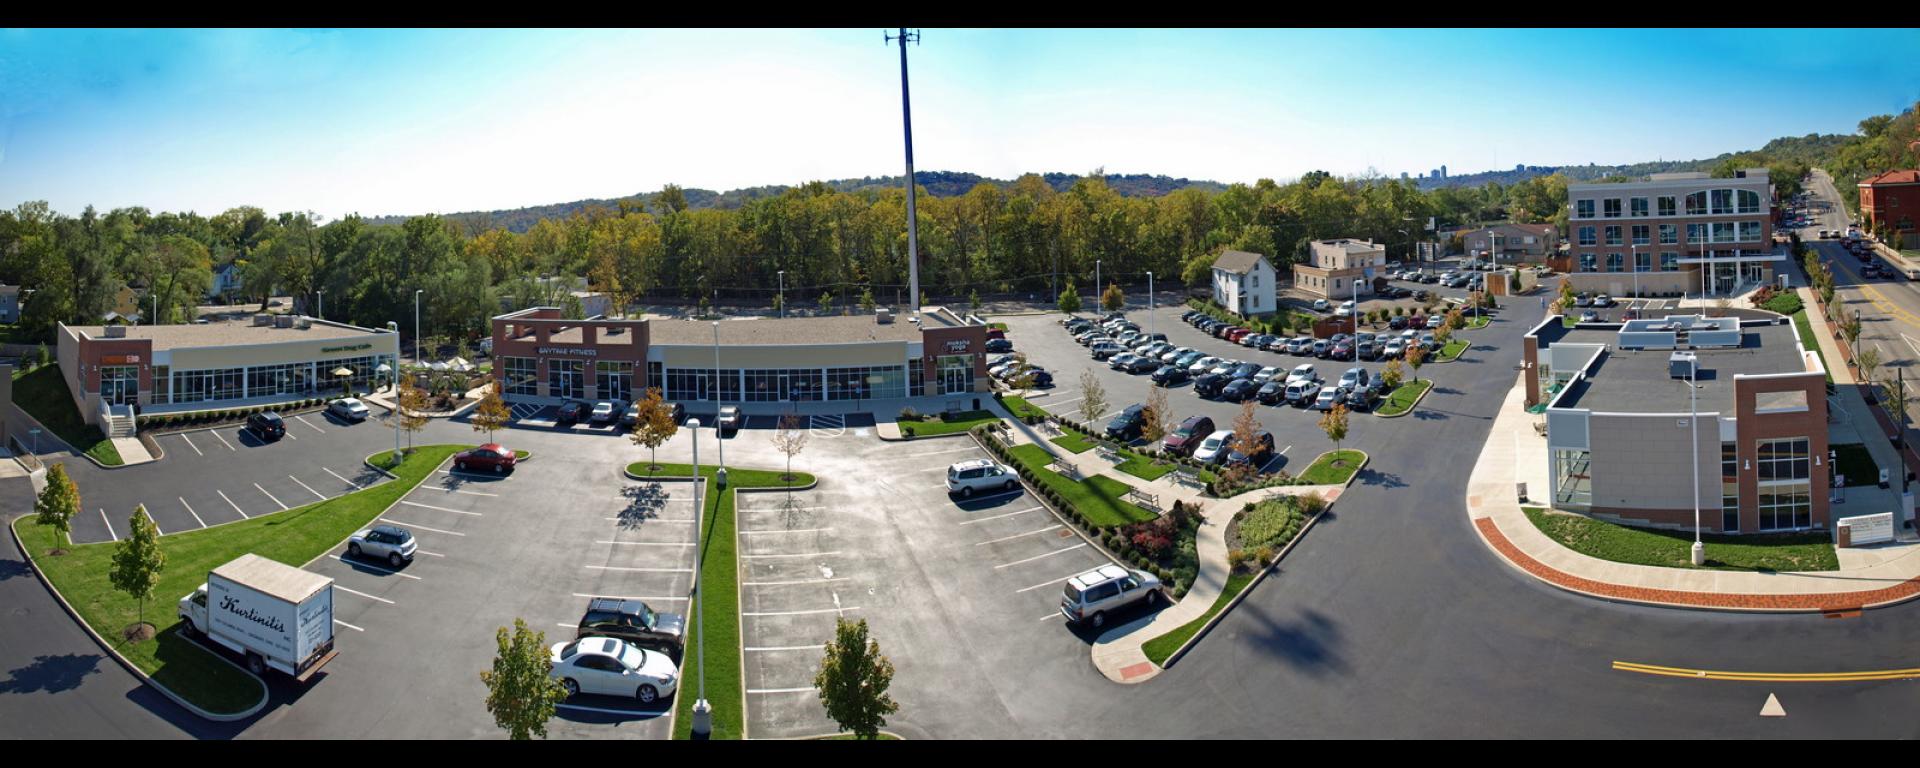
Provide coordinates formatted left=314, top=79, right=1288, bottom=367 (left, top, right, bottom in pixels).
left=98, top=401, right=136, bottom=439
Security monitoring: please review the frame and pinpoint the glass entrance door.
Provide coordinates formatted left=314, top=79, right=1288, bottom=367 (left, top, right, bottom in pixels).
left=549, top=360, right=585, bottom=400
left=100, top=366, right=139, bottom=406
left=937, top=355, right=974, bottom=395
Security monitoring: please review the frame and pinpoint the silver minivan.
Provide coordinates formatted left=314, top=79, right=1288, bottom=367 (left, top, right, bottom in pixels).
left=1059, top=564, right=1162, bottom=629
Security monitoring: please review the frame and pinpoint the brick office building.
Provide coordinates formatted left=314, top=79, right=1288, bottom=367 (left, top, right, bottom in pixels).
left=1859, top=170, right=1920, bottom=249
left=1556, top=170, right=1779, bottom=298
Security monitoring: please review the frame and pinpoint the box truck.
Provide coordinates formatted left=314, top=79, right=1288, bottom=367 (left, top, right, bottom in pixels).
left=178, top=553, right=337, bottom=680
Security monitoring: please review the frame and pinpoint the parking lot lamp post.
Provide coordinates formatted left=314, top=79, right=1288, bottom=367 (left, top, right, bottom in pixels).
left=713, top=321, right=725, bottom=484
left=1146, top=272, right=1154, bottom=334
left=316, top=289, right=324, bottom=320
left=413, top=290, right=423, bottom=367
left=687, top=417, right=711, bottom=737
left=777, top=270, right=785, bottom=320
left=1690, top=366, right=1705, bottom=565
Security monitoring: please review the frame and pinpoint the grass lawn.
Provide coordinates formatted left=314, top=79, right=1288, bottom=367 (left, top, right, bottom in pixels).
left=1831, top=443, right=1879, bottom=488
left=13, top=364, right=121, bottom=465
left=1297, top=450, right=1365, bottom=485
left=1435, top=339, right=1468, bottom=362
left=1462, top=315, right=1491, bottom=329
left=1000, top=395, right=1048, bottom=423
left=1051, top=432, right=1097, bottom=454
left=1377, top=379, right=1433, bottom=416
left=900, top=410, right=1000, bottom=438
left=1522, top=507, right=1838, bottom=572
left=1005, top=444, right=1154, bottom=527
left=621, top=462, right=816, bottom=740
left=988, top=322, right=1008, bottom=331
left=1141, top=572, right=1254, bottom=666
left=1790, top=309, right=1835, bottom=385
left=13, top=444, right=463, bottom=715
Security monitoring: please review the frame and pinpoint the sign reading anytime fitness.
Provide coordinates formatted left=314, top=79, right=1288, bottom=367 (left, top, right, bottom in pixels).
left=538, top=347, right=598, bottom=357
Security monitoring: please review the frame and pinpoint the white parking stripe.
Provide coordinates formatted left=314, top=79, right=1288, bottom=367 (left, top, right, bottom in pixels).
left=334, top=619, right=365, bottom=632
left=216, top=490, right=249, bottom=519
left=743, top=577, right=849, bottom=587
left=99, top=509, right=117, bottom=541
left=178, top=433, right=203, bottom=456
left=740, top=551, right=840, bottom=559
left=335, top=585, right=395, bottom=604
left=296, top=415, right=325, bottom=434
left=323, top=467, right=365, bottom=490
left=584, top=565, right=692, bottom=573
left=327, top=554, right=422, bottom=580
left=959, top=506, right=1042, bottom=525
left=1038, top=613, right=1062, bottom=621
left=556, top=622, right=577, bottom=629
left=210, top=430, right=236, bottom=451
left=603, top=517, right=697, bottom=523
left=255, top=483, right=288, bottom=511
left=401, top=500, right=482, bottom=517
left=554, top=703, right=665, bottom=716
left=595, top=540, right=692, bottom=547
left=746, top=687, right=816, bottom=695
left=896, top=446, right=986, bottom=458
left=952, top=487, right=1024, bottom=501
left=414, top=550, right=446, bottom=558
left=738, top=528, right=833, bottom=535
left=742, top=607, right=860, bottom=617
left=291, top=475, right=329, bottom=501
left=283, top=430, right=297, bottom=440
left=738, top=505, right=827, bottom=513
left=440, top=488, right=498, bottom=497
left=570, top=593, right=689, bottom=602
left=975, top=525, right=1060, bottom=546
left=993, top=542, right=1087, bottom=569
left=745, top=645, right=822, bottom=653
left=1014, top=575, right=1076, bottom=593
left=378, top=518, right=465, bottom=536
left=142, top=508, right=165, bottom=535
left=179, top=497, right=207, bottom=529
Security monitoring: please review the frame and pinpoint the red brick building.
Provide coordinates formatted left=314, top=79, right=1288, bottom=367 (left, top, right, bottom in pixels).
left=1859, top=170, right=1920, bottom=249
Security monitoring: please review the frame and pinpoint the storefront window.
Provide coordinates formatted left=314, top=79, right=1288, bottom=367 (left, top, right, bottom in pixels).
left=504, top=357, right=539, bottom=396
left=596, top=360, right=634, bottom=402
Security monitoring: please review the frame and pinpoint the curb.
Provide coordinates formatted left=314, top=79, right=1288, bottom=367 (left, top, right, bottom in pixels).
left=1374, top=380, right=1435, bottom=418
left=965, top=429, right=1134, bottom=579
left=141, top=401, right=333, bottom=437
left=879, top=427, right=977, bottom=443
left=8, top=405, right=126, bottom=470
left=7, top=514, right=269, bottom=722
left=788, top=729, right=909, bottom=740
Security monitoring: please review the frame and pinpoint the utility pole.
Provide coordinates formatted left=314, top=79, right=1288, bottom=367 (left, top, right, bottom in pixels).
left=1690, top=366, right=1705, bottom=565
left=886, top=28, right=922, bottom=320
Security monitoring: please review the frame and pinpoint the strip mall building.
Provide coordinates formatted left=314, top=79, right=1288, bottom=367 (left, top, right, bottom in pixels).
left=489, top=306, right=990, bottom=407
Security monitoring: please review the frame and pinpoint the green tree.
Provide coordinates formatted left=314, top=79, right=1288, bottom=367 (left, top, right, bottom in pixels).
left=818, top=291, right=834, bottom=316
left=480, top=618, right=568, bottom=740
left=1101, top=282, right=1125, bottom=312
left=34, top=343, right=50, bottom=370
left=1841, top=308, right=1862, bottom=347
left=969, top=289, right=981, bottom=311
left=396, top=377, right=430, bottom=452
left=1142, top=383, right=1172, bottom=447
left=1858, top=347, right=1883, bottom=400
left=1380, top=358, right=1404, bottom=391
left=814, top=617, right=899, bottom=740
left=628, top=387, right=679, bottom=472
left=33, top=463, right=79, bottom=556
left=1057, top=283, right=1082, bottom=314
left=772, top=413, right=810, bottom=487
left=108, top=506, right=165, bottom=638
left=1406, top=343, right=1428, bottom=382
left=1555, top=280, right=1576, bottom=313
left=859, top=287, right=876, bottom=313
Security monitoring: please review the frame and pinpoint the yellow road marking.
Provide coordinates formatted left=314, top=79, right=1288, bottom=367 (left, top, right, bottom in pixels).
left=1833, top=256, right=1920, bottom=329
left=1614, top=660, right=1920, bottom=683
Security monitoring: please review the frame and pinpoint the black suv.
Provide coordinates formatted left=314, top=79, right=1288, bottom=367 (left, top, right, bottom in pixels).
left=576, top=598, right=686, bottom=659
left=246, top=411, right=286, bottom=441
left=1192, top=372, right=1229, bottom=399
left=556, top=400, right=589, bottom=424
left=1106, top=404, right=1148, bottom=442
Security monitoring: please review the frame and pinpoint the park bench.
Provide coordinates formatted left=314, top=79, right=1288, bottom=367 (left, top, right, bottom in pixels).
left=1049, top=459, right=1082, bottom=481
left=1124, top=486, right=1160, bottom=514
left=1170, top=468, right=1203, bottom=488
left=1095, top=444, right=1125, bottom=463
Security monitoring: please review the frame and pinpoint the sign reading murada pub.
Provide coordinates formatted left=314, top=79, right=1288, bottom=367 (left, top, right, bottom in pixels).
left=538, top=346, right=598, bottom=357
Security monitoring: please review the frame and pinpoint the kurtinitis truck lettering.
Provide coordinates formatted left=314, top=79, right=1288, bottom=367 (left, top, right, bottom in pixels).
left=220, top=594, right=288, bottom=634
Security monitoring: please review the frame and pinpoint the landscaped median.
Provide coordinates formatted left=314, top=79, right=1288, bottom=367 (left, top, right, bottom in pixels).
left=1522, top=507, right=1839, bottom=572
left=10, top=444, right=465, bottom=717
left=895, top=408, right=999, bottom=438
left=621, top=461, right=816, bottom=741
left=1296, top=450, right=1365, bottom=485
left=1376, top=379, right=1434, bottom=417
left=1141, top=492, right=1317, bottom=667
left=1433, top=338, right=1469, bottom=362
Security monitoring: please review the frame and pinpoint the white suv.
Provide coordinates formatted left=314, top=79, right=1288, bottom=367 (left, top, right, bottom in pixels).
left=946, top=459, right=1018, bottom=498
left=1060, top=564, right=1162, bottom=628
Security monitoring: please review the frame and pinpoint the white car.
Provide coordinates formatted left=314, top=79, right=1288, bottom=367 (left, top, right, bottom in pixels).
left=1253, top=366, right=1285, bottom=383
left=549, top=637, right=679, bottom=705
left=590, top=401, right=618, bottom=424
left=1285, top=364, right=1317, bottom=386
left=1059, top=564, right=1162, bottom=629
left=346, top=524, right=416, bottom=568
left=1192, top=429, right=1233, bottom=463
left=1313, top=299, right=1330, bottom=312
left=327, top=397, right=370, bottom=422
left=947, top=459, right=1018, bottom=498
left=1187, top=356, right=1223, bottom=376
left=1161, top=346, right=1194, bottom=363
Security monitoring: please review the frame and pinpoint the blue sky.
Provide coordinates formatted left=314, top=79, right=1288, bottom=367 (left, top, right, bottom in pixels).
left=3, top=28, right=1918, bottom=220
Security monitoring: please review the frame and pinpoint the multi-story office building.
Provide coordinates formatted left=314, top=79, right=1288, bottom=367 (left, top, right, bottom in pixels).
left=1859, top=170, right=1920, bottom=249
left=1294, top=239, right=1385, bottom=299
left=1525, top=313, right=1830, bottom=534
left=1556, top=170, right=1779, bottom=297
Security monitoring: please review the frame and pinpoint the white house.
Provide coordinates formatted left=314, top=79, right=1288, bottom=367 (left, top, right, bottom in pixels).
left=1211, top=250, right=1276, bottom=316
left=209, top=263, right=243, bottom=300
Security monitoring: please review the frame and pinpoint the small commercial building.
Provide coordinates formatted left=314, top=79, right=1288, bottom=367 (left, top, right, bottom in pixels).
left=490, top=306, right=989, bottom=408
left=55, top=315, right=400, bottom=428
left=1526, top=313, right=1829, bottom=534
left=1209, top=250, right=1277, bottom=316
left=1556, top=170, right=1779, bottom=297
left=1859, top=170, right=1920, bottom=249
left=1295, top=239, right=1384, bottom=299
left=1460, top=224, right=1559, bottom=262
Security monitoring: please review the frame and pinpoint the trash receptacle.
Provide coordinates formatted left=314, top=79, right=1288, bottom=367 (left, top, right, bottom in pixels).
left=974, top=398, right=981, bottom=410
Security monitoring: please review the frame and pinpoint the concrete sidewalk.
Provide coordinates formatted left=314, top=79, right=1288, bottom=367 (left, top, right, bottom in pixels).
left=1468, top=372, right=1920, bottom=612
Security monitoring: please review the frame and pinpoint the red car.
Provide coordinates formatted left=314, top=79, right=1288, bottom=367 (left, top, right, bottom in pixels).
left=985, top=328, right=1007, bottom=341
left=454, top=443, right=517, bottom=473
left=1225, top=327, right=1252, bottom=343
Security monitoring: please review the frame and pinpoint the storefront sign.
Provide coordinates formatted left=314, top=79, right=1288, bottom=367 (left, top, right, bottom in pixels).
left=101, top=355, right=141, bottom=364
left=1841, top=512, right=1894, bottom=546
left=538, top=347, right=599, bottom=357
left=321, top=343, right=372, bottom=353
left=943, top=339, right=971, bottom=353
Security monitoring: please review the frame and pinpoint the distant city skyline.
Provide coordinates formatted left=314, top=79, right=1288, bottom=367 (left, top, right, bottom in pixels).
left=2, top=28, right=1918, bottom=219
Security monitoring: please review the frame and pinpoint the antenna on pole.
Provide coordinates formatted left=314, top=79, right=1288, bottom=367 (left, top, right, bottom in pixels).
left=886, top=28, right=922, bottom=321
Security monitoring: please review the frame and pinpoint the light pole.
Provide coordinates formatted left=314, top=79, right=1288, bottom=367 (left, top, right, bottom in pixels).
left=316, top=290, right=324, bottom=320
left=713, top=321, right=726, bottom=482
left=687, top=417, right=711, bottom=737
left=1689, top=365, right=1705, bottom=565
left=1095, top=260, right=1102, bottom=311
left=152, top=293, right=159, bottom=326
left=777, top=271, right=785, bottom=319
left=413, top=290, right=423, bottom=367
left=1146, top=272, right=1154, bottom=334
left=1630, top=243, right=1639, bottom=302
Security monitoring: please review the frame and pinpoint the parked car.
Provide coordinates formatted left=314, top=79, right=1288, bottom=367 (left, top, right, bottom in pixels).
left=1344, top=379, right=1384, bottom=410
left=246, top=411, right=286, bottom=440
left=556, top=400, right=590, bottom=424
left=346, top=524, right=417, bottom=568
left=1059, top=564, right=1162, bottom=629
left=1192, top=429, right=1233, bottom=463
left=716, top=406, right=744, bottom=432
left=1222, top=430, right=1276, bottom=470
left=550, top=636, right=679, bottom=704
left=1425, top=315, right=1444, bottom=330
left=1151, top=365, right=1189, bottom=385
left=1285, top=379, right=1322, bottom=407
left=454, top=443, right=517, bottom=473
left=1090, top=341, right=1124, bottom=360
left=946, top=458, right=1019, bottom=498
left=1163, top=416, right=1215, bottom=456
left=1220, top=378, right=1259, bottom=402
left=984, top=338, right=1013, bottom=353
left=327, top=398, right=369, bottom=422
left=1592, top=294, right=1614, bottom=308
left=1106, top=404, right=1148, bottom=441
left=1123, top=355, right=1160, bottom=374
left=1574, top=293, right=1593, bottom=307
left=622, top=400, right=684, bottom=428
left=1228, top=362, right=1262, bottom=380
left=1285, top=364, right=1318, bottom=386
left=590, top=401, right=618, bottom=424
left=1311, top=338, right=1332, bottom=358
left=1389, top=315, right=1409, bottom=330
left=1108, top=352, right=1141, bottom=371
left=1262, top=336, right=1292, bottom=353
left=1313, top=299, right=1331, bottom=312
left=1420, top=332, right=1438, bottom=350
left=1256, top=380, right=1288, bottom=405
left=1193, top=372, right=1229, bottom=398
left=1330, top=341, right=1354, bottom=360
left=1313, top=387, right=1344, bottom=411
left=1186, top=355, right=1222, bottom=376
left=1579, top=310, right=1599, bottom=323
left=1253, top=366, right=1285, bottom=383
left=1174, top=351, right=1207, bottom=369
left=1028, top=370, right=1055, bottom=388
left=1339, top=367, right=1371, bottom=392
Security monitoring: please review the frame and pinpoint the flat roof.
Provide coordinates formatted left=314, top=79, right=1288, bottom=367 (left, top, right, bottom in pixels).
left=1552, top=321, right=1809, bottom=414
left=212, top=553, right=331, bottom=603
left=648, top=306, right=968, bottom=346
left=68, top=318, right=388, bottom=352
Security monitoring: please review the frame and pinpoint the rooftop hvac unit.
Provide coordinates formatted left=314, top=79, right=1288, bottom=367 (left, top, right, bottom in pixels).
left=275, top=315, right=294, bottom=328
left=296, top=316, right=312, bottom=329
left=1669, top=351, right=1697, bottom=379
left=876, top=308, right=893, bottom=324
left=254, top=314, right=273, bottom=326
left=103, top=325, right=127, bottom=338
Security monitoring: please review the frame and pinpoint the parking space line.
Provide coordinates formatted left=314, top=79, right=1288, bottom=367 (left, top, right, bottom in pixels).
left=746, top=687, right=817, bottom=695
left=951, top=488, right=1023, bottom=501
left=296, top=415, right=325, bottom=434
left=738, top=505, right=827, bottom=512
left=291, top=475, right=329, bottom=501
left=554, top=702, right=666, bottom=717
left=415, top=550, right=446, bottom=558
left=994, top=542, right=1087, bottom=569
left=743, top=607, right=860, bottom=617
left=1014, top=575, right=1075, bottom=593
left=742, top=577, right=849, bottom=587
left=378, top=518, right=466, bottom=537
left=401, top=500, right=482, bottom=516
left=974, top=524, right=1061, bottom=546
left=178, top=497, right=208, bottom=529
left=595, top=540, right=693, bottom=547
left=215, top=490, right=249, bottom=519
left=959, top=506, right=1042, bottom=525
left=739, top=528, right=833, bottom=535
left=584, top=565, right=692, bottom=573
left=556, top=622, right=577, bottom=629
left=142, top=508, right=165, bottom=535
left=896, top=446, right=985, bottom=458
left=323, top=467, right=365, bottom=490
left=335, top=585, right=395, bottom=604
left=745, top=645, right=821, bottom=653
left=283, top=430, right=298, bottom=440
left=441, top=488, right=499, bottom=497
left=571, top=593, right=688, bottom=602
left=602, top=517, right=697, bottom=523
left=255, top=483, right=288, bottom=511
left=740, top=551, right=840, bottom=559
left=98, top=509, right=117, bottom=541
left=178, top=433, right=203, bottom=456
left=210, top=430, right=236, bottom=451
left=334, top=619, right=365, bottom=632
left=1038, top=613, right=1062, bottom=621
left=327, top=554, right=422, bottom=579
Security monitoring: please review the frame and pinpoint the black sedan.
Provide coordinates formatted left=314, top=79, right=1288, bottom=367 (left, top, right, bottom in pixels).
left=1193, top=372, right=1229, bottom=398
left=1255, top=380, right=1287, bottom=405
left=1219, top=378, right=1258, bottom=402
left=984, top=338, right=1013, bottom=352
left=556, top=400, right=590, bottom=424
left=1122, top=355, right=1160, bottom=374
left=1151, top=365, right=1189, bottom=385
